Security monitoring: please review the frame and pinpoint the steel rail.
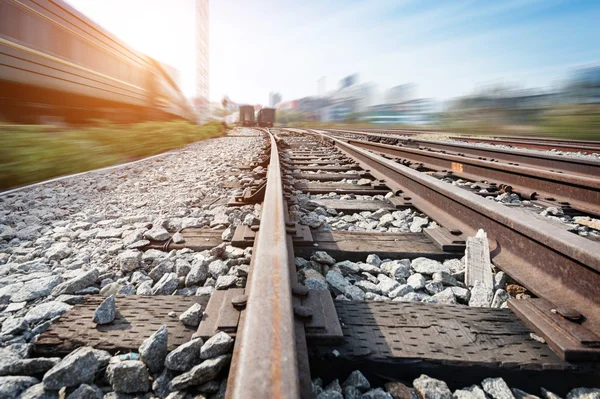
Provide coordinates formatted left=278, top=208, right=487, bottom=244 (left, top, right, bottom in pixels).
left=226, top=129, right=305, bottom=399
left=339, top=138, right=600, bottom=216
left=309, top=130, right=600, bottom=336
left=322, top=129, right=600, bottom=178
left=328, top=128, right=600, bottom=153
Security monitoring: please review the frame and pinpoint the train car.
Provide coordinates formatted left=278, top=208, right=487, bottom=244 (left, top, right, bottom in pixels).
left=238, top=105, right=255, bottom=126
left=0, top=0, right=194, bottom=123
left=257, top=107, right=275, bottom=127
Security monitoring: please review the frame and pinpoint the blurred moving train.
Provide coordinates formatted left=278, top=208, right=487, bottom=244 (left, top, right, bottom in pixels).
left=0, top=0, right=195, bottom=123
left=238, top=106, right=275, bottom=127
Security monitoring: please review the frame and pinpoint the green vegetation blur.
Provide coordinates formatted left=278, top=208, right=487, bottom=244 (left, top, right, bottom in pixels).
left=0, top=121, right=227, bottom=191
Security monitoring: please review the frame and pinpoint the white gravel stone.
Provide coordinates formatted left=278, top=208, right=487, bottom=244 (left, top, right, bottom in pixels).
left=481, top=377, right=514, bottom=399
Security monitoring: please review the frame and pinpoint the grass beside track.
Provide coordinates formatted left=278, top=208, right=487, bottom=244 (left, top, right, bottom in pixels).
left=0, top=121, right=227, bottom=191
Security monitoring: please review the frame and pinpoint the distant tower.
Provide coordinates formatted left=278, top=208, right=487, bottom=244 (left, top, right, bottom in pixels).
left=196, top=0, right=209, bottom=123
left=318, top=77, right=326, bottom=97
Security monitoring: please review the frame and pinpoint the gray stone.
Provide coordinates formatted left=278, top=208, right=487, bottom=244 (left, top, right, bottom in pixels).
left=0, top=376, right=39, bottom=398
left=388, top=284, right=414, bottom=299
left=45, top=242, right=71, bottom=261
left=450, top=286, right=471, bottom=302
left=344, top=285, right=366, bottom=300
left=209, top=260, right=229, bottom=279
left=512, top=388, right=541, bottom=399
left=186, top=259, right=209, bottom=287
left=491, top=289, right=510, bottom=308
left=106, top=359, right=150, bottom=393
left=376, top=274, right=400, bottom=296
left=42, top=346, right=110, bottom=390
left=93, top=294, right=116, bottom=324
left=326, top=270, right=351, bottom=296
left=362, top=388, right=393, bottom=399
left=175, top=259, right=192, bottom=277
left=17, top=383, right=58, bottom=399
left=139, top=325, right=168, bottom=373
left=0, top=356, right=60, bottom=376
left=481, top=377, right=515, bottom=399
left=144, top=226, right=171, bottom=241
left=200, top=331, right=234, bottom=359
left=152, top=273, right=179, bottom=295
left=136, top=280, right=153, bottom=295
left=410, top=216, right=429, bottom=233
left=566, top=388, right=600, bottom=399
left=385, top=381, right=418, bottom=399
left=3, top=301, right=27, bottom=312
left=425, top=280, right=445, bottom=295
left=168, top=354, right=231, bottom=390
left=413, top=374, right=452, bottom=399
left=11, top=275, right=62, bottom=302
left=165, top=338, right=203, bottom=371
left=381, top=259, right=411, bottom=280
left=432, top=288, right=458, bottom=305
left=195, top=286, right=214, bottom=301
left=540, top=388, right=562, bottom=399
left=341, top=370, right=370, bottom=392
left=411, top=258, right=449, bottom=275
left=118, top=250, right=141, bottom=272
left=312, top=251, right=336, bottom=265
left=494, top=271, right=508, bottom=290
left=152, top=369, right=174, bottom=399
left=1, top=316, right=28, bottom=336
left=24, top=301, right=72, bottom=325
left=469, top=281, right=493, bottom=307
left=432, top=271, right=459, bottom=286
left=214, top=275, right=237, bottom=290
left=149, top=261, right=175, bottom=283
left=66, top=384, right=103, bottom=399
left=355, top=280, right=382, bottom=295
left=0, top=283, right=23, bottom=304
left=172, top=232, right=185, bottom=244
left=334, top=260, right=360, bottom=276
left=122, top=230, right=144, bottom=247
left=317, top=390, right=343, bottom=399
left=324, top=379, right=342, bottom=394
left=366, top=254, right=382, bottom=267
left=453, top=385, right=488, bottom=399
left=52, top=269, right=99, bottom=296
left=179, top=303, right=203, bottom=327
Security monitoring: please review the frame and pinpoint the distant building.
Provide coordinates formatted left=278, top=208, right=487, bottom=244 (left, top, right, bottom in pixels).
left=269, top=92, right=282, bottom=108
left=340, top=74, right=358, bottom=90
left=362, top=99, right=435, bottom=125
left=568, top=65, right=600, bottom=104
left=196, top=0, right=209, bottom=123
left=385, top=84, right=415, bottom=105
left=277, top=101, right=297, bottom=111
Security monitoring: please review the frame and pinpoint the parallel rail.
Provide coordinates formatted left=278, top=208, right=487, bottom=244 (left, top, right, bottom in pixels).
left=307, top=130, right=600, bottom=359
left=327, top=128, right=600, bottom=153
left=226, top=129, right=309, bottom=399
left=322, top=129, right=600, bottom=179
left=335, top=137, right=600, bottom=216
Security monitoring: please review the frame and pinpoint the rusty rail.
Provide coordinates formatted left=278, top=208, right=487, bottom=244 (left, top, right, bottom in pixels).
left=324, top=129, right=600, bottom=178
left=327, top=128, right=600, bottom=153
left=340, top=138, right=600, bottom=216
left=226, top=129, right=307, bottom=398
left=307, top=130, right=600, bottom=359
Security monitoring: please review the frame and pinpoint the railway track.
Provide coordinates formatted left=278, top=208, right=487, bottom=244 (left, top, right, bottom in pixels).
left=328, top=128, right=600, bottom=154
left=3, top=127, right=600, bottom=398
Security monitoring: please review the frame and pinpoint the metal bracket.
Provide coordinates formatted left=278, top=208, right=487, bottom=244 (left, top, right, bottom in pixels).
left=509, top=297, right=600, bottom=361
left=423, top=227, right=466, bottom=252
left=196, top=288, right=343, bottom=344
left=228, top=182, right=266, bottom=206
left=231, top=224, right=314, bottom=247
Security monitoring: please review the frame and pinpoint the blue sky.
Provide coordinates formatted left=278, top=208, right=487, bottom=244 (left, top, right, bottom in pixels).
left=68, top=0, right=600, bottom=105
